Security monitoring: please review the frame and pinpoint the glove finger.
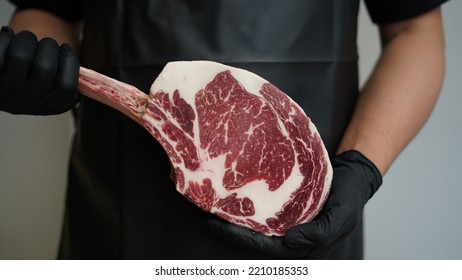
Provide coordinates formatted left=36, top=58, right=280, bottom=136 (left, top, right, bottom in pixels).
left=284, top=213, right=331, bottom=248
left=206, top=217, right=309, bottom=259
left=41, top=43, right=79, bottom=114
left=29, top=37, right=60, bottom=90
left=0, top=30, right=38, bottom=93
left=0, top=26, right=14, bottom=72
left=55, top=43, right=79, bottom=93
left=7, top=37, right=60, bottom=114
left=19, top=39, right=71, bottom=115
left=284, top=204, right=357, bottom=249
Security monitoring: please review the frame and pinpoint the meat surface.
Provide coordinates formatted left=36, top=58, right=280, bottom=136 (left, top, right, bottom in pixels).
left=78, top=61, right=332, bottom=236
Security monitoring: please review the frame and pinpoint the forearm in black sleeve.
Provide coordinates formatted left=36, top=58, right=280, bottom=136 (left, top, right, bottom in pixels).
left=364, top=0, right=449, bottom=24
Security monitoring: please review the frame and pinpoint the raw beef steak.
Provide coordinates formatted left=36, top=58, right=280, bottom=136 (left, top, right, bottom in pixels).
left=78, top=61, right=332, bottom=236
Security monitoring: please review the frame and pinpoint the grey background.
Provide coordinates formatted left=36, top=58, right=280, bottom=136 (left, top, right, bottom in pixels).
left=0, top=1, right=461, bottom=259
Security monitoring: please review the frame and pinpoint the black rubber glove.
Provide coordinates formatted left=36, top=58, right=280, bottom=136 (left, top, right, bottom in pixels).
left=0, top=26, right=79, bottom=115
left=206, top=150, right=383, bottom=259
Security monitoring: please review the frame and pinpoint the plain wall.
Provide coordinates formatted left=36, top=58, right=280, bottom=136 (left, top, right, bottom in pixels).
left=0, top=0, right=461, bottom=259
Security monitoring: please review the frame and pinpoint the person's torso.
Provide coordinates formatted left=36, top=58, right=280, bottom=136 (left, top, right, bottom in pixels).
left=60, top=0, right=362, bottom=259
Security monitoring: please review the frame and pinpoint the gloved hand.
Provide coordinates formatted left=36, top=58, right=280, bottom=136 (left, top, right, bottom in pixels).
left=0, top=26, right=79, bottom=115
left=206, top=150, right=382, bottom=259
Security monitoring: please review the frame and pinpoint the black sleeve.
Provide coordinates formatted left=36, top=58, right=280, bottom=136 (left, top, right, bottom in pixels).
left=364, top=0, right=449, bottom=24
left=8, top=0, right=83, bottom=23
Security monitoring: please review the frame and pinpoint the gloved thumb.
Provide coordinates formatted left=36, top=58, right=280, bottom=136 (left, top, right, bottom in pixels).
left=0, top=26, right=14, bottom=71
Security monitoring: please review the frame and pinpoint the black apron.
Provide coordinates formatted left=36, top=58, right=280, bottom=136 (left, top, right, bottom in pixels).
left=59, top=0, right=362, bottom=259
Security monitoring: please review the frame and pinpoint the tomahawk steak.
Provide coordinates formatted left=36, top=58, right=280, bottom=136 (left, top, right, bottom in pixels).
left=78, top=61, right=332, bottom=236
